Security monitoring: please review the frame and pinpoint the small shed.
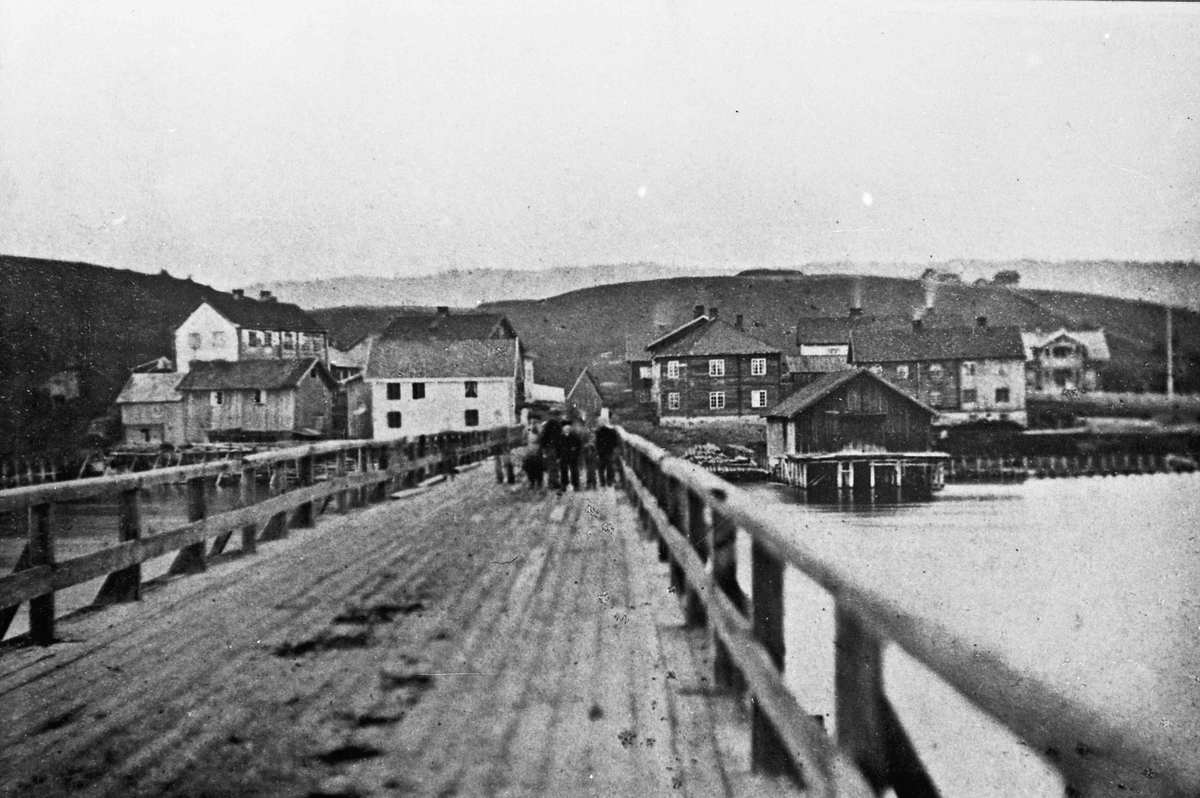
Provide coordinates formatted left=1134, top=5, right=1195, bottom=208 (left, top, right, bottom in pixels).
left=115, top=372, right=186, bottom=445
left=764, top=368, right=945, bottom=501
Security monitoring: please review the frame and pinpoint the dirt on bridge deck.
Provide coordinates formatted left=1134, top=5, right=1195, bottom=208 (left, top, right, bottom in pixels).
left=0, top=464, right=794, bottom=798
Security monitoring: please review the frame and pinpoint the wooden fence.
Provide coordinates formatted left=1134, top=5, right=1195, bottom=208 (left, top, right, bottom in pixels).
left=617, top=427, right=1195, bottom=798
left=0, top=427, right=523, bottom=645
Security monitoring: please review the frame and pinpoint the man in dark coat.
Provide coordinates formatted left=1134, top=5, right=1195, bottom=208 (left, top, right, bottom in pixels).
left=557, top=422, right=583, bottom=492
left=594, top=419, right=620, bottom=487
left=538, top=414, right=564, bottom=490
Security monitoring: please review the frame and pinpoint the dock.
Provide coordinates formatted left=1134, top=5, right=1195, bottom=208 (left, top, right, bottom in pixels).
left=0, top=463, right=790, bottom=796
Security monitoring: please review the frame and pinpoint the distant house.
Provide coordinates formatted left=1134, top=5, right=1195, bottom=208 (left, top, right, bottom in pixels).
left=175, top=359, right=336, bottom=443
left=1021, top=328, right=1110, bottom=395
left=850, top=319, right=1028, bottom=426
left=763, top=368, right=944, bottom=499
left=647, top=310, right=782, bottom=424
left=173, top=290, right=328, bottom=373
left=365, top=337, right=521, bottom=438
left=566, top=361, right=634, bottom=423
left=625, top=334, right=658, bottom=418
left=764, top=368, right=937, bottom=463
left=115, top=372, right=186, bottom=445
left=329, top=334, right=378, bottom=382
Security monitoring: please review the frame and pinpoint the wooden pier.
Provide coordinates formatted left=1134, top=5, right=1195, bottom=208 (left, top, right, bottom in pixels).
left=0, top=428, right=1196, bottom=797
left=774, top=452, right=948, bottom=502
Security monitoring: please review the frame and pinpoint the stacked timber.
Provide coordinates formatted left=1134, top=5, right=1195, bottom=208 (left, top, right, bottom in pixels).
left=683, top=443, right=769, bottom=482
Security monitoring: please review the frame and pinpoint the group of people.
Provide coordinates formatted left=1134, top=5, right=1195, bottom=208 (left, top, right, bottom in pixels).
left=502, top=412, right=621, bottom=492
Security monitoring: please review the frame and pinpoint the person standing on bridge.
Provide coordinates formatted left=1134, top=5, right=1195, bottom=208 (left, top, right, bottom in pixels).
left=538, top=412, right=564, bottom=491
left=594, top=417, right=619, bottom=488
left=557, top=422, right=583, bottom=492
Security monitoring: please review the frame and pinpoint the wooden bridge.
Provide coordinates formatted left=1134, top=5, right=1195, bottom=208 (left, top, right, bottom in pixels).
left=0, top=429, right=1195, bottom=797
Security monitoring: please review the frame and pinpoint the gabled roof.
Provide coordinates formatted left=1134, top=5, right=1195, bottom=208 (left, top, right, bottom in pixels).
left=116, top=372, right=184, bottom=404
left=330, top=334, right=377, bottom=370
left=365, top=338, right=519, bottom=380
left=648, top=318, right=781, bottom=358
left=851, top=326, right=1025, bottom=363
left=198, top=294, right=324, bottom=332
left=176, top=359, right=330, bottom=391
left=795, top=313, right=969, bottom=345
left=570, top=361, right=634, bottom=409
left=380, top=312, right=516, bottom=342
left=764, top=368, right=936, bottom=418
left=1021, top=328, right=1111, bottom=361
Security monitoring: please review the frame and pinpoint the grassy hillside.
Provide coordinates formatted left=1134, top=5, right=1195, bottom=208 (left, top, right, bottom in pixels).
left=0, top=256, right=243, bottom=458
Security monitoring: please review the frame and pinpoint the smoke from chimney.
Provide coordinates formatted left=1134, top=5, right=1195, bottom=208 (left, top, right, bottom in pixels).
left=923, top=280, right=937, bottom=311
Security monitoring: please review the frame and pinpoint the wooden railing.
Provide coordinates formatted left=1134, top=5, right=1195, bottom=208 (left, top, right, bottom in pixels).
left=616, top=427, right=1195, bottom=798
left=0, top=427, right=523, bottom=645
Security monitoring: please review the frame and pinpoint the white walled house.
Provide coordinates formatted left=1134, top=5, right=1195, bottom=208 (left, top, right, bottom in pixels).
left=365, top=338, right=521, bottom=438
left=174, top=290, right=328, bottom=373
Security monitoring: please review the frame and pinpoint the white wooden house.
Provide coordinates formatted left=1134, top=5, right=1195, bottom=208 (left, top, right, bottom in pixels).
left=173, top=290, right=328, bottom=373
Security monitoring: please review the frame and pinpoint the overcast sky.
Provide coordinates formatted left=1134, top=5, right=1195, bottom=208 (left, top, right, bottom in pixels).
left=2, top=1, right=1198, bottom=288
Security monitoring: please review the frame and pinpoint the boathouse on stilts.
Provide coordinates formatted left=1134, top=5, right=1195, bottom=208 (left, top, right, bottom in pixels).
left=763, top=367, right=949, bottom=502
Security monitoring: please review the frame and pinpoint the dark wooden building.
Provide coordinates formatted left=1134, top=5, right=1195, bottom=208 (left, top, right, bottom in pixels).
left=646, top=313, right=782, bottom=424
left=763, top=368, right=946, bottom=501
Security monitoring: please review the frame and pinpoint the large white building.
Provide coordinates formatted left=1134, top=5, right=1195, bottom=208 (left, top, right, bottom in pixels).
left=173, top=290, right=328, bottom=373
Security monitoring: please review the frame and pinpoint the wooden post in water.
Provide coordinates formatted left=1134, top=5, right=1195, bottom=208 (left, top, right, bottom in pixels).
left=294, top=452, right=315, bottom=527
left=28, top=503, right=56, bottom=645
left=750, top=539, right=792, bottom=778
left=240, top=463, right=258, bottom=553
left=94, top=488, right=142, bottom=604
left=169, top=477, right=207, bottom=574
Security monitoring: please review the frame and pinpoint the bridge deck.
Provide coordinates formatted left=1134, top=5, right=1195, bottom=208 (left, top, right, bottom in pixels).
left=0, top=466, right=793, bottom=797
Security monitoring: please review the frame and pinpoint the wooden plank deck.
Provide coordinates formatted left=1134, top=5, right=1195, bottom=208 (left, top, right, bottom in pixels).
left=0, top=465, right=795, bottom=797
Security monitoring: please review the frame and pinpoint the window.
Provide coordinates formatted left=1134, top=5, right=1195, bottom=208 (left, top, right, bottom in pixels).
left=212, top=331, right=226, bottom=348
left=869, top=365, right=883, bottom=376
left=387, top=382, right=402, bottom=400
left=465, top=381, right=478, bottom=398
left=667, top=361, right=680, bottom=379
left=141, top=428, right=151, bottom=443
left=211, top=391, right=224, bottom=406
left=928, top=391, right=942, bottom=407
left=247, top=330, right=260, bottom=347
left=253, top=389, right=263, bottom=404
left=1052, top=346, right=1072, bottom=358
left=709, top=359, right=725, bottom=377
left=667, top=392, right=680, bottom=410
left=636, top=390, right=651, bottom=403
left=709, top=392, right=726, bottom=410
left=465, top=409, right=479, bottom=427
left=188, top=332, right=202, bottom=350
left=929, top=363, right=944, bottom=380
left=961, top=388, right=977, bottom=404
left=412, top=382, right=426, bottom=399
left=751, top=390, right=767, bottom=408
left=282, top=332, right=295, bottom=350
left=896, top=364, right=910, bottom=379
left=995, top=387, right=1011, bottom=403
left=750, top=358, right=767, bottom=376
left=639, top=366, right=652, bottom=380
left=387, top=411, right=402, bottom=429
left=963, top=361, right=976, bottom=376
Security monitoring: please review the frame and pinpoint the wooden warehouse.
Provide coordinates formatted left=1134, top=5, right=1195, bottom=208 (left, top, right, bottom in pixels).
left=763, top=368, right=947, bottom=501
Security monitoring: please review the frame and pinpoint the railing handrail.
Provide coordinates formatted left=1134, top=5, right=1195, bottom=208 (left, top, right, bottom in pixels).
left=0, top=430, right=521, bottom=513
left=615, top=426, right=1195, bottom=797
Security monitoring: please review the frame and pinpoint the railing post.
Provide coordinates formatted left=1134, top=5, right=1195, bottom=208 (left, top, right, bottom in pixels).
left=294, top=452, right=315, bottom=527
left=835, top=603, right=939, bottom=796
left=335, top=451, right=349, bottom=513
left=710, top=504, right=744, bottom=691
left=684, top=487, right=708, bottom=627
left=751, top=539, right=793, bottom=778
left=666, top=476, right=685, bottom=593
left=28, top=502, right=55, bottom=645
left=169, top=476, right=207, bottom=574
left=240, top=463, right=258, bottom=553
left=94, top=488, right=142, bottom=604
left=261, top=462, right=289, bottom=541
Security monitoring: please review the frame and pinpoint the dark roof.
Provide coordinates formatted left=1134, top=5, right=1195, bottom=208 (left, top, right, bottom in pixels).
left=201, top=294, right=324, bottom=332
left=648, top=318, right=781, bottom=358
left=176, top=359, right=329, bottom=391
left=380, top=312, right=516, bottom=342
left=794, top=313, right=969, bottom=345
left=572, top=361, right=634, bottom=408
left=764, top=368, right=936, bottom=418
left=851, top=326, right=1025, bottom=363
left=365, top=339, right=518, bottom=380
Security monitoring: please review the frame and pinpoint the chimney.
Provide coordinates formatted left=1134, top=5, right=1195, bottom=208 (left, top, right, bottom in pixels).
left=849, top=306, right=864, bottom=319
left=232, top=289, right=244, bottom=300
left=912, top=312, right=924, bottom=331
left=850, top=276, right=864, bottom=317
left=734, top=314, right=744, bottom=330
left=259, top=290, right=272, bottom=301
left=709, top=307, right=718, bottom=320
left=694, top=304, right=705, bottom=319
left=437, top=306, right=450, bottom=315
left=976, top=315, right=988, bottom=328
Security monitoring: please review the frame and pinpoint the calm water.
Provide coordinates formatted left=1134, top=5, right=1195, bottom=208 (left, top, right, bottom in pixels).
left=740, top=473, right=1200, bottom=796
